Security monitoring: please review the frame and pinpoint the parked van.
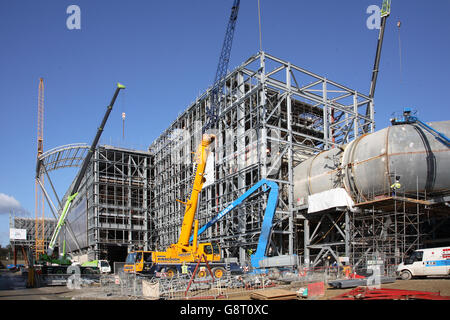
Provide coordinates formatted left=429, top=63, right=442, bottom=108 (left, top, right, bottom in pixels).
left=397, top=247, right=450, bottom=280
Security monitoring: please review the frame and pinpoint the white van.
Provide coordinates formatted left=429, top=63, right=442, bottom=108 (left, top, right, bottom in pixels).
left=397, top=247, right=450, bottom=280
left=98, top=260, right=111, bottom=274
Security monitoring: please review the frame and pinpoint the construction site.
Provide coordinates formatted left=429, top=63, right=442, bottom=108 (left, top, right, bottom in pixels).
left=2, top=0, right=450, bottom=303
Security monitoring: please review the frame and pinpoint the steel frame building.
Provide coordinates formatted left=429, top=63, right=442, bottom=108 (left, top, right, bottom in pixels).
left=35, top=143, right=152, bottom=264
left=31, top=52, right=449, bottom=269
left=149, top=51, right=374, bottom=264
left=65, top=145, right=152, bottom=262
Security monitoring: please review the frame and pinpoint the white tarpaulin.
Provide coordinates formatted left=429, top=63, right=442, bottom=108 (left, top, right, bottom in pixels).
left=307, top=188, right=355, bottom=213
left=203, top=151, right=215, bottom=188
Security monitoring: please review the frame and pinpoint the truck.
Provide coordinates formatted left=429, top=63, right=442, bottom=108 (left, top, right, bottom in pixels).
left=397, top=246, right=450, bottom=280
left=124, top=134, right=241, bottom=278
left=76, top=260, right=111, bottom=274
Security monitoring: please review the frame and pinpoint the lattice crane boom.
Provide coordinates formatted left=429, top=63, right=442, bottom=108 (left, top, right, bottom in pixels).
left=203, top=0, right=240, bottom=133
left=35, top=78, right=45, bottom=259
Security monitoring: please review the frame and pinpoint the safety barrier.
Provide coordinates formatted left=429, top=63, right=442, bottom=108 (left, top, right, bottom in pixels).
left=98, top=271, right=281, bottom=300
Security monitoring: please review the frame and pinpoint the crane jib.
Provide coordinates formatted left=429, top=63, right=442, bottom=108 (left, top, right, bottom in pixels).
left=46, top=83, right=125, bottom=256
left=189, top=179, right=279, bottom=269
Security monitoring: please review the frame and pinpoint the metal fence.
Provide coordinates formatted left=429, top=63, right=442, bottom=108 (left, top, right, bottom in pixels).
left=95, top=261, right=400, bottom=300
left=99, top=270, right=287, bottom=300
left=97, top=267, right=363, bottom=300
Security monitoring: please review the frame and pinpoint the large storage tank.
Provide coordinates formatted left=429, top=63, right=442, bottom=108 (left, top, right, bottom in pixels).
left=294, top=121, right=450, bottom=205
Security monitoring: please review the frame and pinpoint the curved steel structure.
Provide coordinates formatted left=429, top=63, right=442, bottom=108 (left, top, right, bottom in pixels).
left=37, top=143, right=89, bottom=175
left=294, top=121, right=450, bottom=204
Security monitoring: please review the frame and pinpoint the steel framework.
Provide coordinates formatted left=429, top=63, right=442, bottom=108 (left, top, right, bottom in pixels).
left=33, top=142, right=152, bottom=264
left=10, top=216, right=57, bottom=249
left=64, top=145, right=152, bottom=261
left=35, top=78, right=45, bottom=259
left=298, top=182, right=450, bottom=273
left=149, top=51, right=374, bottom=265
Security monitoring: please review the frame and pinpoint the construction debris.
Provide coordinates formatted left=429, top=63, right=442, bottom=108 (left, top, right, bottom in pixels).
left=332, top=287, right=450, bottom=300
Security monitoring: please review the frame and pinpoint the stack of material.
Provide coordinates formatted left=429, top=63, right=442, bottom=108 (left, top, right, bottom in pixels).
left=328, top=276, right=396, bottom=289
left=250, top=288, right=298, bottom=300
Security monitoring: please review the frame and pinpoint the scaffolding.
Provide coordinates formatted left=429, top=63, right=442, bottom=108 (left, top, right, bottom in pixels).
left=10, top=215, right=56, bottom=250
left=297, top=179, right=450, bottom=274
left=350, top=189, right=450, bottom=271
left=149, top=51, right=373, bottom=264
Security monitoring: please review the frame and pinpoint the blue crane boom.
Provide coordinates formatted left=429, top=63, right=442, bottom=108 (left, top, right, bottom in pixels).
left=189, top=179, right=279, bottom=269
left=391, top=108, right=450, bottom=147
left=203, top=0, right=240, bottom=133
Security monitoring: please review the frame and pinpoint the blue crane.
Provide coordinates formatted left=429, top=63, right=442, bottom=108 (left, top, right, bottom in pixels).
left=189, top=179, right=279, bottom=269
left=203, top=0, right=240, bottom=133
left=391, top=108, right=450, bottom=147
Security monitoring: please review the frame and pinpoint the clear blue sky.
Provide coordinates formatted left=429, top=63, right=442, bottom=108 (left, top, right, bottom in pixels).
left=1, top=0, right=449, bottom=246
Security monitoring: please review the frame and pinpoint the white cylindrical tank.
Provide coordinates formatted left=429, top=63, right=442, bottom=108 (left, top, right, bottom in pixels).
left=294, top=121, right=450, bottom=205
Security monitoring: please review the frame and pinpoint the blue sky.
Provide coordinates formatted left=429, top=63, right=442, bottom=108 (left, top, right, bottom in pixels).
left=0, top=0, right=449, bottom=246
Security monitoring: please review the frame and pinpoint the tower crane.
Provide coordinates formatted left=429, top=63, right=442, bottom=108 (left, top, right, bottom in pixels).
left=123, top=1, right=242, bottom=277
left=35, top=78, right=45, bottom=259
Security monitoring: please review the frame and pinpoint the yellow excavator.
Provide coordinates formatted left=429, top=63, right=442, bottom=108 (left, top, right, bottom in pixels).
left=124, top=134, right=240, bottom=278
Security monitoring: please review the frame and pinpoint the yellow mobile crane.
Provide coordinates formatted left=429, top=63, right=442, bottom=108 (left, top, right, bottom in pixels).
left=157, top=134, right=217, bottom=263
left=124, top=134, right=240, bottom=277
left=125, top=0, right=242, bottom=278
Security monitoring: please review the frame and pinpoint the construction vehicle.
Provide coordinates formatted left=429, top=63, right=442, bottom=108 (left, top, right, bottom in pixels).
left=124, top=0, right=241, bottom=279
left=364, top=0, right=391, bottom=133
left=124, top=1, right=242, bottom=278
left=34, top=83, right=125, bottom=275
left=397, top=246, right=450, bottom=280
left=74, top=260, right=111, bottom=274
left=190, top=179, right=297, bottom=272
left=124, top=134, right=241, bottom=278
left=391, top=108, right=450, bottom=147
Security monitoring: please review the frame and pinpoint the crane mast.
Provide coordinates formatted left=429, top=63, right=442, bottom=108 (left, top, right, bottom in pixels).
left=123, top=2, right=241, bottom=272
left=178, top=0, right=240, bottom=248
left=203, top=0, right=240, bottom=133
left=364, top=0, right=391, bottom=133
left=35, top=78, right=45, bottom=259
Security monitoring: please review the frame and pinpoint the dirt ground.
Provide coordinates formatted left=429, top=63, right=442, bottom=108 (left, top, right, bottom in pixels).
left=0, top=269, right=449, bottom=300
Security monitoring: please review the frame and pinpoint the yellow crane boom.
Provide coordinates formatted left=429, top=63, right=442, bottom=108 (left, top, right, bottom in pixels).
left=176, top=134, right=215, bottom=248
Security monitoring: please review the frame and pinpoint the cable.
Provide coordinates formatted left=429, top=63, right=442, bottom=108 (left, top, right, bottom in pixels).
left=257, top=0, right=262, bottom=52
left=121, top=89, right=126, bottom=141
left=397, top=20, right=402, bottom=83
